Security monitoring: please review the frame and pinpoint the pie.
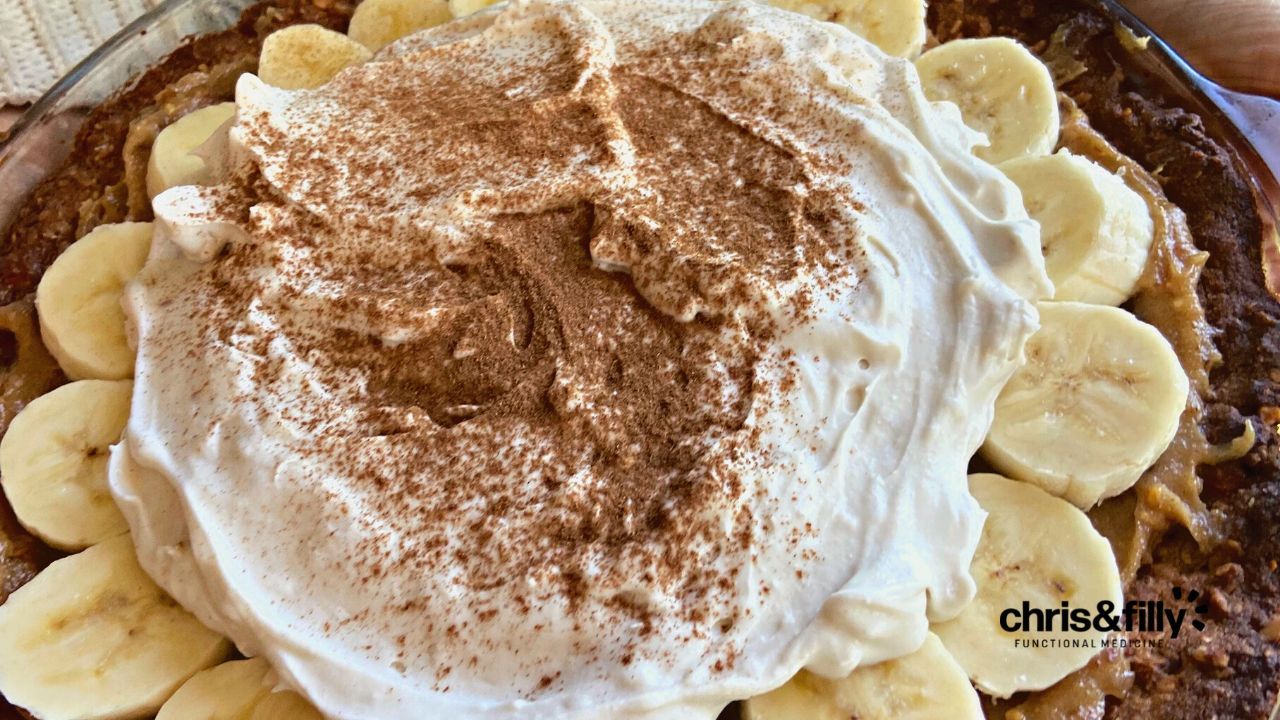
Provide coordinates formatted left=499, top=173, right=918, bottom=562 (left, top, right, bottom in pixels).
left=0, top=0, right=1276, bottom=718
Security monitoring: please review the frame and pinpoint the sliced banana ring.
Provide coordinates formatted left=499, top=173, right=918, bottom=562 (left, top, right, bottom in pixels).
left=158, top=658, right=273, bottom=719
left=982, top=301, right=1188, bottom=508
left=259, top=24, right=373, bottom=90
left=915, top=37, right=1059, bottom=164
left=36, top=221, right=152, bottom=381
left=348, top=0, right=453, bottom=52
left=0, top=379, right=132, bottom=551
left=744, top=672, right=840, bottom=720
left=159, top=656, right=327, bottom=719
left=743, top=634, right=981, bottom=719
left=1001, top=151, right=1155, bottom=305
left=770, top=0, right=927, bottom=58
left=0, top=535, right=229, bottom=720
left=933, top=474, right=1123, bottom=698
left=147, top=102, right=237, bottom=200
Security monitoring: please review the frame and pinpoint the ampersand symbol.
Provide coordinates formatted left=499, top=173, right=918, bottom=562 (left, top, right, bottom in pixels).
left=1094, top=600, right=1121, bottom=632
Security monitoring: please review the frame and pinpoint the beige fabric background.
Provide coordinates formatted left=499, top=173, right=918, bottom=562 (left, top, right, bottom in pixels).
left=0, top=0, right=164, bottom=105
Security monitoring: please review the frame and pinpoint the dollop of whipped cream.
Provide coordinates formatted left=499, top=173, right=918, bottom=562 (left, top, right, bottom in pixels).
left=111, top=1, right=1050, bottom=717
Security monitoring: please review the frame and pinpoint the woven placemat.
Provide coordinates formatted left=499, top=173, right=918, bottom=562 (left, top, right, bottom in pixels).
left=0, top=0, right=164, bottom=105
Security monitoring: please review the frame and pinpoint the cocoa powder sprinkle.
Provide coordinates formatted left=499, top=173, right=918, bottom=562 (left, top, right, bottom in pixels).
left=151, top=0, right=870, bottom=691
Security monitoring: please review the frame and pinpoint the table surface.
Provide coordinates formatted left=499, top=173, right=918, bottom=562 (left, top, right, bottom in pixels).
left=1124, top=0, right=1280, bottom=98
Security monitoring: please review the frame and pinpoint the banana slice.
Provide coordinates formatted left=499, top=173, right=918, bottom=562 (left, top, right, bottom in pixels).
left=0, top=535, right=230, bottom=720
left=933, top=474, right=1123, bottom=698
left=250, top=691, right=325, bottom=720
left=147, top=102, right=237, bottom=200
left=448, top=0, right=500, bottom=18
left=1001, top=151, right=1154, bottom=305
left=158, top=658, right=273, bottom=720
left=915, top=38, right=1059, bottom=163
left=158, top=657, right=328, bottom=720
left=769, top=0, right=926, bottom=57
left=0, top=379, right=132, bottom=551
left=348, top=0, right=452, bottom=52
left=744, top=673, right=837, bottom=720
left=36, top=221, right=152, bottom=381
left=982, top=301, right=1188, bottom=508
left=258, top=24, right=373, bottom=90
left=743, top=634, right=982, bottom=720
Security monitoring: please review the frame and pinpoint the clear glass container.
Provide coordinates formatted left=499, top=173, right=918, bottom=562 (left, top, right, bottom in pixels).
left=0, top=0, right=257, bottom=231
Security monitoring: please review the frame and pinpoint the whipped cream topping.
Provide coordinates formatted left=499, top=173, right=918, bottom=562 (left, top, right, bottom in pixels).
left=110, top=1, right=1050, bottom=717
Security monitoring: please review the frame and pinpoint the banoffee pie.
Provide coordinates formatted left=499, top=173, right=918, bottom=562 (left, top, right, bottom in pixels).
left=0, top=0, right=1275, bottom=719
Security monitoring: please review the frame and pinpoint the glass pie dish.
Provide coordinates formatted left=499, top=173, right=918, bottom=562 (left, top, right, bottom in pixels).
left=1, top=1, right=1279, bottom=719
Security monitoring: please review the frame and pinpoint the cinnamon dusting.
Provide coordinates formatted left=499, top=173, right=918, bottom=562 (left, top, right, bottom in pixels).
left=151, top=0, right=869, bottom=688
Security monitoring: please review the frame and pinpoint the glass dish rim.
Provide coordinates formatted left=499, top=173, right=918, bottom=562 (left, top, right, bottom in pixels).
left=0, top=0, right=212, bottom=154
left=1096, top=0, right=1280, bottom=213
